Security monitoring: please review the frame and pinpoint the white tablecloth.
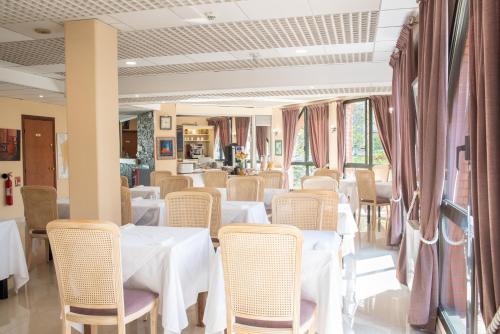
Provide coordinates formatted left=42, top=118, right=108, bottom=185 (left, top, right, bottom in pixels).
left=0, top=220, right=29, bottom=292
left=130, top=186, right=160, bottom=200
left=339, top=179, right=392, bottom=213
left=121, top=225, right=215, bottom=333
left=132, top=198, right=166, bottom=226
left=203, top=231, right=343, bottom=334
left=221, top=201, right=269, bottom=225
left=216, top=187, right=287, bottom=210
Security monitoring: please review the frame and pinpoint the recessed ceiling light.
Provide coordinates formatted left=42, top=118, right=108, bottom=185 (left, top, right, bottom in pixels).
left=34, top=27, right=51, bottom=35
left=295, top=49, right=308, bottom=54
left=134, top=94, right=139, bottom=98
left=309, top=86, right=315, bottom=89
left=39, top=95, right=44, bottom=98
left=125, top=61, right=137, bottom=66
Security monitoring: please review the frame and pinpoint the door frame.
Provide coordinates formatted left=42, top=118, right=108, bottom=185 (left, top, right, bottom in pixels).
left=21, top=115, right=57, bottom=188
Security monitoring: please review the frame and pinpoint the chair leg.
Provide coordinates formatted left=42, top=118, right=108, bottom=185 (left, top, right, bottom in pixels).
left=91, top=325, right=98, bottom=334
left=62, top=320, right=71, bottom=334
left=377, top=207, right=381, bottom=232
left=371, top=205, right=377, bottom=232
left=117, top=323, right=126, bottom=334
left=308, top=311, right=317, bottom=334
left=44, top=239, right=51, bottom=263
left=150, top=299, right=158, bottom=334
left=26, top=232, right=32, bottom=270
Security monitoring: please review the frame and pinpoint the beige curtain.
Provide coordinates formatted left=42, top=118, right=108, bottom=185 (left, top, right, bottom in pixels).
left=408, top=0, right=448, bottom=330
left=307, top=104, right=329, bottom=168
left=470, top=0, right=500, bottom=327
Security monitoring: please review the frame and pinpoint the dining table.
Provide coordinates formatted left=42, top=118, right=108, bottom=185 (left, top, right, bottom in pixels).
left=0, top=219, right=29, bottom=299
left=203, top=230, right=344, bottom=334
left=120, top=224, right=214, bottom=333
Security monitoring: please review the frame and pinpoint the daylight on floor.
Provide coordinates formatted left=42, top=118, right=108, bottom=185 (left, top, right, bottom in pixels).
left=0, top=0, right=498, bottom=333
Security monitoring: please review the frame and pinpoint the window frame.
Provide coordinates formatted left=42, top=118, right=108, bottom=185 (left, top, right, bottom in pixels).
left=343, top=97, right=377, bottom=170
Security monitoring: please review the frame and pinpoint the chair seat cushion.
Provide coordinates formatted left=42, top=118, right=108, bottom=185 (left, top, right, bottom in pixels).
left=362, top=196, right=391, bottom=204
left=235, top=299, right=316, bottom=329
left=70, top=288, right=156, bottom=317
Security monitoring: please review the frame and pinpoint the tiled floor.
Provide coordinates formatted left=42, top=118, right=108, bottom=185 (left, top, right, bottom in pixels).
left=0, top=221, right=421, bottom=334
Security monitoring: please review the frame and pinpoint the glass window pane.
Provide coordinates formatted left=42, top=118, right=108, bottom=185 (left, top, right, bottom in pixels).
left=372, top=115, right=389, bottom=165
left=293, top=116, right=305, bottom=162
left=345, top=101, right=367, bottom=164
left=291, top=165, right=306, bottom=189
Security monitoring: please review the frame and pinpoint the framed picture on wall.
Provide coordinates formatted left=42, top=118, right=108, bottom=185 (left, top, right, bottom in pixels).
left=156, top=137, right=176, bottom=160
left=0, top=128, right=21, bottom=161
left=274, top=140, right=283, bottom=156
left=159, top=116, right=172, bottom=130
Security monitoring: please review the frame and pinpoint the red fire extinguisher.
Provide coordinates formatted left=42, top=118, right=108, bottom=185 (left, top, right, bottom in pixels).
left=2, top=173, right=13, bottom=206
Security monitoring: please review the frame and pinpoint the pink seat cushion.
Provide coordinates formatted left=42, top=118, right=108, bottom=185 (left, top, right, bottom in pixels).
left=235, top=299, right=316, bottom=329
left=70, top=288, right=156, bottom=317
left=362, top=196, right=391, bottom=204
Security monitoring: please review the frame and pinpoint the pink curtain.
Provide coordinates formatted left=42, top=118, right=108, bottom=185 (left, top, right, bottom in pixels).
left=208, top=117, right=231, bottom=150
left=307, top=104, right=329, bottom=168
left=370, top=95, right=393, bottom=164
left=235, top=117, right=250, bottom=148
left=256, top=126, right=269, bottom=157
left=336, top=103, right=345, bottom=172
left=470, top=0, right=500, bottom=327
left=409, top=0, right=448, bottom=330
left=282, top=107, right=300, bottom=188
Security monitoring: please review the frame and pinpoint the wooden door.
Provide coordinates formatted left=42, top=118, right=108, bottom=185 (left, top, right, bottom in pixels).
left=122, top=130, right=137, bottom=158
left=22, top=115, right=56, bottom=187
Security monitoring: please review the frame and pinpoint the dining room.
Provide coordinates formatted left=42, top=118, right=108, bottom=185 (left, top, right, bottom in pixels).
left=1, top=0, right=499, bottom=334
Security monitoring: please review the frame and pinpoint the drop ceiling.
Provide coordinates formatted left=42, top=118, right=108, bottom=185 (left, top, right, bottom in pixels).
left=0, top=0, right=417, bottom=109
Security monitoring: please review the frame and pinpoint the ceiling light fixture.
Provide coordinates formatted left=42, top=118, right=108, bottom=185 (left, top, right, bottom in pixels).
left=135, top=94, right=139, bottom=98
left=39, top=95, right=44, bottom=98
left=295, top=49, right=308, bottom=54
left=34, top=27, right=51, bottom=35
left=125, top=61, right=137, bottom=66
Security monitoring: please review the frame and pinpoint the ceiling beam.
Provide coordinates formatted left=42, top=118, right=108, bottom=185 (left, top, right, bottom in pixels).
left=0, top=67, right=65, bottom=93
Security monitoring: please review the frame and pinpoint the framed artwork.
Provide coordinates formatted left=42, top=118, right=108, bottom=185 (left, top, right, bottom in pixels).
left=156, top=137, right=176, bottom=160
left=57, top=133, right=69, bottom=179
left=274, top=139, right=283, bottom=156
left=0, top=128, right=20, bottom=161
left=160, top=116, right=172, bottom=130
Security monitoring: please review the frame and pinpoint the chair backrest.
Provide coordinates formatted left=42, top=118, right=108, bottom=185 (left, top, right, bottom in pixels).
left=372, top=164, right=390, bottom=182
left=313, top=168, right=341, bottom=182
left=182, top=187, right=221, bottom=239
left=20, top=186, right=58, bottom=231
left=165, top=191, right=212, bottom=228
left=294, top=190, right=339, bottom=231
left=272, top=192, right=324, bottom=230
left=120, top=176, right=129, bottom=188
left=218, top=224, right=303, bottom=333
left=160, top=176, right=193, bottom=199
left=202, top=170, right=228, bottom=188
left=258, top=170, right=285, bottom=189
left=120, top=186, right=132, bottom=226
left=301, top=176, right=338, bottom=191
left=150, top=170, right=173, bottom=187
left=47, top=220, right=125, bottom=321
left=227, top=176, right=264, bottom=202
left=355, top=169, right=377, bottom=203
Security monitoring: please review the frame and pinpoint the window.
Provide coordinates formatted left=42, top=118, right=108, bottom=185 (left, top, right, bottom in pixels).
left=344, top=98, right=389, bottom=171
left=291, top=107, right=315, bottom=188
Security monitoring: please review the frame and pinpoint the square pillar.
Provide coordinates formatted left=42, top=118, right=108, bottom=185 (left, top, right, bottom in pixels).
left=65, top=19, right=121, bottom=224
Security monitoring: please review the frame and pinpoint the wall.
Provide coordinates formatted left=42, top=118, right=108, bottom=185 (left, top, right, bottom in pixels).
left=154, top=104, right=177, bottom=174
left=0, top=97, right=68, bottom=220
left=176, top=116, right=208, bottom=126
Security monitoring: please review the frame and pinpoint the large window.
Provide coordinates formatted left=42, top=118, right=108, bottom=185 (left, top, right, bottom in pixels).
left=344, top=98, right=388, bottom=170
left=291, top=107, right=315, bottom=188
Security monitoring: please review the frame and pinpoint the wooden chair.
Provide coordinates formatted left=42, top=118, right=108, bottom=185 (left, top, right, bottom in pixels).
left=372, top=165, right=391, bottom=182
left=355, top=169, right=391, bottom=230
left=218, top=224, right=316, bottom=334
left=294, top=190, right=339, bottom=231
left=47, top=220, right=158, bottom=334
left=272, top=193, right=324, bottom=230
left=120, top=176, right=129, bottom=188
left=227, top=176, right=264, bottom=202
left=120, top=186, right=132, bottom=226
left=202, top=170, right=228, bottom=188
left=165, top=191, right=212, bottom=229
left=259, top=170, right=285, bottom=189
left=182, top=187, right=222, bottom=242
left=159, top=176, right=193, bottom=199
left=313, top=168, right=341, bottom=183
left=301, top=176, right=338, bottom=191
left=150, top=170, right=173, bottom=187
left=20, top=185, right=57, bottom=269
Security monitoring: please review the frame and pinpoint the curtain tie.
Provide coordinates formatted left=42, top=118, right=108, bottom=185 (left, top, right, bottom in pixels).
left=420, top=228, right=439, bottom=245
left=441, top=225, right=465, bottom=246
left=487, top=308, right=500, bottom=334
left=406, top=190, right=419, bottom=221
left=391, top=192, right=402, bottom=202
